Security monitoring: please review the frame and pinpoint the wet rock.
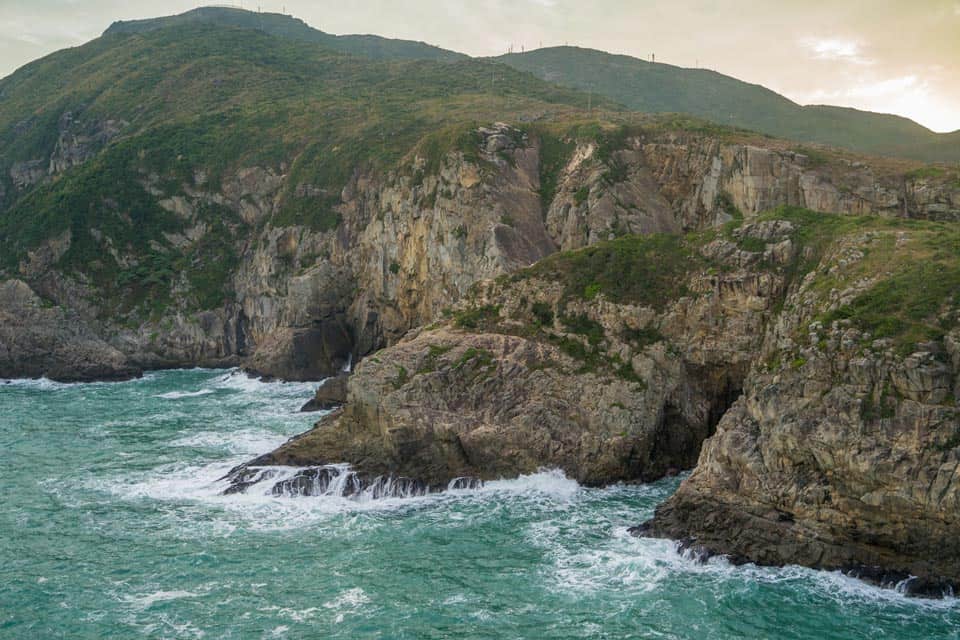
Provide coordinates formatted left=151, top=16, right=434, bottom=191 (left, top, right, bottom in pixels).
left=300, top=374, right=349, bottom=412
left=222, top=463, right=454, bottom=499
left=243, top=322, right=353, bottom=382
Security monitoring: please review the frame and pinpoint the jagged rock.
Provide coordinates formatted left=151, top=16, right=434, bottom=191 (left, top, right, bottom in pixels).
left=0, top=279, right=140, bottom=381
left=233, top=328, right=719, bottom=488
left=243, top=321, right=353, bottom=381
left=4, top=123, right=959, bottom=382
left=300, top=374, right=349, bottom=412
left=9, top=160, right=46, bottom=189
left=637, top=223, right=960, bottom=596
left=48, top=111, right=126, bottom=175
left=222, top=461, right=478, bottom=498
left=230, top=224, right=790, bottom=490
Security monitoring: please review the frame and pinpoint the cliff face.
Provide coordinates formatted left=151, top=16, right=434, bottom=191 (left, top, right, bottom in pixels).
left=3, top=122, right=959, bottom=381
left=223, top=215, right=798, bottom=491
left=640, top=216, right=960, bottom=594
left=0, top=279, right=138, bottom=382
left=223, top=207, right=960, bottom=593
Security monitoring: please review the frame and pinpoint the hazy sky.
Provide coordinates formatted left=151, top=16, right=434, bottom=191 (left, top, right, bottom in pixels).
left=1, top=0, right=958, bottom=132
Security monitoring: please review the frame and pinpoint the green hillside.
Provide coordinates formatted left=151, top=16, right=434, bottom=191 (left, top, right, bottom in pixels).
left=497, top=47, right=960, bottom=163
left=70, top=9, right=960, bottom=164
left=0, top=20, right=617, bottom=312
left=104, top=6, right=466, bottom=62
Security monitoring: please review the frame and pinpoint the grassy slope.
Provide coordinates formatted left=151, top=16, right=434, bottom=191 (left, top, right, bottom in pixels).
left=99, top=9, right=960, bottom=163
left=497, top=47, right=960, bottom=163
left=0, top=22, right=613, bottom=316
left=103, top=6, right=466, bottom=62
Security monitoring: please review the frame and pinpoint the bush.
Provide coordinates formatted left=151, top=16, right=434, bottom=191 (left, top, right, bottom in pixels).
left=531, top=301, right=554, bottom=326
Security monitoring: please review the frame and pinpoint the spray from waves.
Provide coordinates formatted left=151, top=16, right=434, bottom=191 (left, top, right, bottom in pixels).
left=540, top=521, right=960, bottom=610
left=119, top=589, right=202, bottom=610
left=208, top=369, right=321, bottom=397
left=477, top=468, right=581, bottom=501
left=169, top=428, right=293, bottom=454
left=157, top=389, right=215, bottom=400
left=1, top=377, right=72, bottom=390
left=1, top=371, right=163, bottom=390
left=105, top=456, right=598, bottom=533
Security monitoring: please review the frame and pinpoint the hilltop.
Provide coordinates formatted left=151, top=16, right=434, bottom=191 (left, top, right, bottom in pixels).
left=103, top=6, right=466, bottom=62
left=499, top=46, right=960, bottom=163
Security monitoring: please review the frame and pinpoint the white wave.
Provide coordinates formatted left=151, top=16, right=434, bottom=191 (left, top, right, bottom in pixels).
left=209, top=369, right=321, bottom=397
left=324, top=587, right=370, bottom=610
left=478, top=468, right=582, bottom=501
left=0, top=377, right=72, bottom=390
left=324, top=588, right=370, bottom=624
left=545, top=524, right=960, bottom=609
left=0, top=371, right=161, bottom=390
left=267, top=606, right=321, bottom=623
left=120, top=589, right=200, bottom=610
left=156, top=389, right=215, bottom=400
left=170, top=429, right=288, bottom=455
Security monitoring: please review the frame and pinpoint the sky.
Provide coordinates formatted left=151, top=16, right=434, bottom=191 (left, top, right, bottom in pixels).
left=1, top=0, right=958, bottom=133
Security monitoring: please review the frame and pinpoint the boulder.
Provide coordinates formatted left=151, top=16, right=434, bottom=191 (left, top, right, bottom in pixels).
left=300, top=374, right=349, bottom=411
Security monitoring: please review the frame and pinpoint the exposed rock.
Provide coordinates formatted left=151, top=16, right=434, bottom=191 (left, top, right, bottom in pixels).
left=228, top=328, right=706, bottom=489
left=5, top=122, right=959, bottom=382
left=638, top=221, right=960, bottom=596
left=0, top=280, right=140, bottom=382
left=48, top=111, right=126, bottom=175
left=226, top=221, right=791, bottom=493
left=222, top=462, right=478, bottom=499
left=300, top=374, right=349, bottom=411
left=243, top=321, right=352, bottom=381
left=9, top=160, right=46, bottom=190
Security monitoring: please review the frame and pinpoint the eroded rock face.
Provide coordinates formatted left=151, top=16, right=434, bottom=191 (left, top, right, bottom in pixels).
left=243, top=321, right=352, bottom=381
left=226, top=220, right=796, bottom=492
left=300, top=374, right=349, bottom=412
left=641, top=342, right=960, bottom=595
left=0, top=280, right=140, bottom=382
left=5, top=122, right=959, bottom=381
left=639, top=223, right=960, bottom=595
left=229, top=329, right=706, bottom=488
left=225, top=208, right=960, bottom=594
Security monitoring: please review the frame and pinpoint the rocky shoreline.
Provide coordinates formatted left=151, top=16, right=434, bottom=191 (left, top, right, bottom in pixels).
left=4, top=119, right=960, bottom=597
left=213, top=207, right=960, bottom=597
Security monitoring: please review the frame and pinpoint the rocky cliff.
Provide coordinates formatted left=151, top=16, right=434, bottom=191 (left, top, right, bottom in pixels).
left=224, top=207, right=960, bottom=595
left=0, top=279, right=139, bottom=381
left=638, top=213, right=960, bottom=596
left=4, top=118, right=958, bottom=382
left=223, top=211, right=801, bottom=491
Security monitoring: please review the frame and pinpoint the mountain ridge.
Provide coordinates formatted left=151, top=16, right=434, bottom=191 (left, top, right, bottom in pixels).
left=103, top=6, right=467, bottom=62
left=496, top=45, right=960, bottom=162
left=4, top=7, right=955, bottom=163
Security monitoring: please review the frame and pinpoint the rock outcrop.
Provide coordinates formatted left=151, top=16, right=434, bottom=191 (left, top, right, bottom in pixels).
left=638, top=215, right=960, bottom=596
left=3, top=120, right=960, bottom=382
left=223, top=207, right=960, bottom=594
left=0, top=280, right=140, bottom=382
left=225, top=214, right=798, bottom=492
left=300, top=374, right=348, bottom=412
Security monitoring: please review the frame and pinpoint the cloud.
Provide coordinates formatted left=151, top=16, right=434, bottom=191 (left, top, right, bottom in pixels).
left=800, top=37, right=873, bottom=65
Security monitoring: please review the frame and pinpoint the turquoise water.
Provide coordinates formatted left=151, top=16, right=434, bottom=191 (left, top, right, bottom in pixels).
left=1, top=369, right=959, bottom=639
